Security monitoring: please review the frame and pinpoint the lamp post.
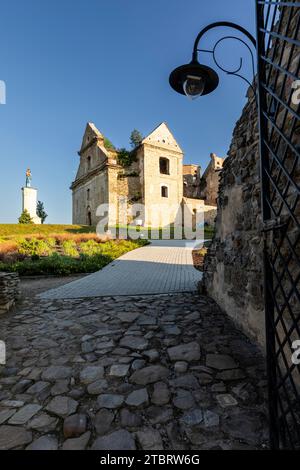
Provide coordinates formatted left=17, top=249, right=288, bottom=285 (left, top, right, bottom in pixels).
left=169, top=21, right=257, bottom=99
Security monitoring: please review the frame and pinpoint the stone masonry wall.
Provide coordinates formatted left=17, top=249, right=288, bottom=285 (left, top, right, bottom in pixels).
left=203, top=6, right=299, bottom=350
left=202, top=88, right=265, bottom=346
left=0, top=273, right=20, bottom=314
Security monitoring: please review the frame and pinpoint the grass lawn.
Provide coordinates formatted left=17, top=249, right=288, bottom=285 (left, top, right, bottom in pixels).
left=0, top=224, right=95, bottom=238
left=0, top=223, right=214, bottom=241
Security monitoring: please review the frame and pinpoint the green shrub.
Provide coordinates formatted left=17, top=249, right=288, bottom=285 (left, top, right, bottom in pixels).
left=18, top=210, right=33, bottom=224
left=117, top=148, right=137, bottom=168
left=45, top=237, right=56, bottom=248
left=17, top=238, right=55, bottom=257
left=0, top=239, right=147, bottom=276
left=79, top=239, right=101, bottom=256
left=62, top=240, right=79, bottom=257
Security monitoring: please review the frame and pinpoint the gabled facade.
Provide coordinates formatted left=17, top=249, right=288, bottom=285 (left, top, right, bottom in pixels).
left=71, top=122, right=223, bottom=227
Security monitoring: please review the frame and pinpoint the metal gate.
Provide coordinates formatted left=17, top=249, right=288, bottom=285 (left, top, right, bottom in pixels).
left=256, top=0, right=300, bottom=449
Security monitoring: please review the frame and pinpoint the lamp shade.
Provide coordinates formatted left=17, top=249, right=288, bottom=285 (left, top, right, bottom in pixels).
left=169, top=61, right=219, bottom=97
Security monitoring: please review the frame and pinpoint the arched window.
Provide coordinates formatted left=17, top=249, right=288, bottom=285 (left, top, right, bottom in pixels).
left=87, top=156, right=91, bottom=171
left=159, top=157, right=170, bottom=175
left=161, top=186, right=168, bottom=198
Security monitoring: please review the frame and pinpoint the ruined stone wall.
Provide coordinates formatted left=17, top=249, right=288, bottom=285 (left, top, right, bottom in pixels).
left=203, top=6, right=300, bottom=350
left=183, top=164, right=201, bottom=199
left=203, top=88, right=265, bottom=346
left=72, top=170, right=108, bottom=225
left=200, top=153, right=225, bottom=206
left=0, top=273, right=20, bottom=314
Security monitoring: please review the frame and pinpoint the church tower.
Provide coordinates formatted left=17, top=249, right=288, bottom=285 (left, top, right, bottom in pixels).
left=139, top=122, right=183, bottom=226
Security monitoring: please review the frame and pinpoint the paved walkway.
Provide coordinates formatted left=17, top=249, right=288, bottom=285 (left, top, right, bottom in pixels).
left=39, top=240, right=204, bottom=300
left=0, top=293, right=268, bottom=450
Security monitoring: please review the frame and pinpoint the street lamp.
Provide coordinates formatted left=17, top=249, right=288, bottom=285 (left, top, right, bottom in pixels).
left=169, top=21, right=257, bottom=99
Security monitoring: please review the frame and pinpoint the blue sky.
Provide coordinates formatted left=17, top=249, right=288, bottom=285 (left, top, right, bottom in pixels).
left=0, top=0, right=256, bottom=223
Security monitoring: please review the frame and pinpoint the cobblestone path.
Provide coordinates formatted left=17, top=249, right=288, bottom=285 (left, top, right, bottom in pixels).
left=0, top=293, right=269, bottom=450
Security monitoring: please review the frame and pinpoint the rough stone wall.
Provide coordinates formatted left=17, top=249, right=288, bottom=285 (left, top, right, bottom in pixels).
left=0, top=273, right=20, bottom=314
left=183, top=164, right=201, bottom=199
left=203, top=88, right=265, bottom=346
left=200, top=153, right=225, bottom=206
left=203, top=6, right=300, bottom=350
left=72, top=170, right=109, bottom=225
left=71, top=123, right=112, bottom=225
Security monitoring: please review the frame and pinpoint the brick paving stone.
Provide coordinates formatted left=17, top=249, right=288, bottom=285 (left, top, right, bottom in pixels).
left=39, top=241, right=203, bottom=299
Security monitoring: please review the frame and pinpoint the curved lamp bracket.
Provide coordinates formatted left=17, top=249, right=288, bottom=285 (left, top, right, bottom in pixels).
left=192, top=21, right=257, bottom=100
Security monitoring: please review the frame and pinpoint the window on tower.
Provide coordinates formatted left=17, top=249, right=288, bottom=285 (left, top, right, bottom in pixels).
left=87, top=156, right=91, bottom=171
left=159, top=157, right=170, bottom=175
left=161, top=186, right=168, bottom=198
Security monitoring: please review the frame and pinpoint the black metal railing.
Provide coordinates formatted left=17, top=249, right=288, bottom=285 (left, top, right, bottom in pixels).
left=256, top=0, right=300, bottom=449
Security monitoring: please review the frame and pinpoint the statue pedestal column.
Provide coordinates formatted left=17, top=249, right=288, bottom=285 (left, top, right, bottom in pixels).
left=22, top=187, right=41, bottom=224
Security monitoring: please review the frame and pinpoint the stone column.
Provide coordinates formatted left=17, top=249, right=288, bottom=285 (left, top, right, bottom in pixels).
left=22, top=187, right=41, bottom=224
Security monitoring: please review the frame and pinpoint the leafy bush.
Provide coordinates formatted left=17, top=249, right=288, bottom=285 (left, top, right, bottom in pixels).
left=17, top=238, right=55, bottom=257
left=18, top=210, right=33, bottom=224
left=0, top=239, right=147, bottom=276
left=117, top=148, right=137, bottom=168
left=79, top=239, right=102, bottom=256
left=62, top=240, right=79, bottom=257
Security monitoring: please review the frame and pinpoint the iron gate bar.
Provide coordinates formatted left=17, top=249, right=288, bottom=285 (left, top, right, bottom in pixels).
left=262, top=84, right=300, bottom=121
left=261, top=115, right=300, bottom=160
left=264, top=167, right=300, bottom=227
left=262, top=55, right=300, bottom=81
left=259, top=29, right=300, bottom=47
left=256, top=0, right=279, bottom=450
left=263, top=141, right=300, bottom=194
left=258, top=2, right=300, bottom=6
left=265, top=276, right=300, bottom=447
left=256, top=0, right=300, bottom=449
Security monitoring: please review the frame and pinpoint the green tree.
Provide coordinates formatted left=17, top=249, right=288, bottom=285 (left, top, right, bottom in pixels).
left=130, top=129, right=143, bottom=148
left=18, top=209, right=33, bottom=224
left=36, top=200, right=48, bottom=224
left=117, top=148, right=134, bottom=167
